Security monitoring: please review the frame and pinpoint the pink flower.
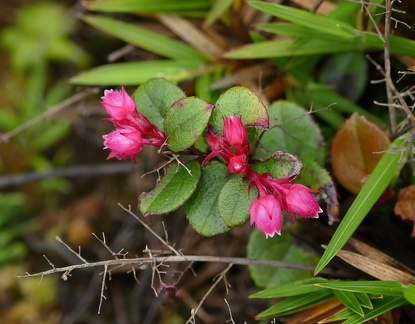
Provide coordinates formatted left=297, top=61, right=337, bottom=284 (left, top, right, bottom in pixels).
left=223, top=116, right=248, bottom=148
left=250, top=195, right=283, bottom=238
left=103, top=126, right=142, bottom=163
left=283, top=184, right=322, bottom=221
left=203, top=116, right=250, bottom=174
left=227, top=154, right=248, bottom=174
left=101, top=87, right=137, bottom=121
left=101, top=87, right=167, bottom=162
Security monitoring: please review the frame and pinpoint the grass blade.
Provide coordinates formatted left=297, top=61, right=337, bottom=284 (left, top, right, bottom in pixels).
left=69, top=60, right=211, bottom=85
left=315, top=135, right=408, bottom=274
left=249, top=1, right=355, bottom=38
left=83, top=15, right=210, bottom=62
left=86, top=0, right=210, bottom=16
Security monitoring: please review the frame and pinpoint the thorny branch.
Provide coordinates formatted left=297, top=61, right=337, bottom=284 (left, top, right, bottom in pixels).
left=17, top=251, right=329, bottom=279
left=362, top=0, right=415, bottom=132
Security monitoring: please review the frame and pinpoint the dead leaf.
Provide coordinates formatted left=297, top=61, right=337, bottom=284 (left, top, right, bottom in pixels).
left=286, top=298, right=344, bottom=324
left=331, top=113, right=391, bottom=194
left=394, top=184, right=415, bottom=237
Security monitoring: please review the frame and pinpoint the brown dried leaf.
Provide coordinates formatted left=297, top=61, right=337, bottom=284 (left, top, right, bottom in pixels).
left=394, top=184, right=415, bottom=237
left=287, top=298, right=344, bottom=324
left=331, top=113, right=391, bottom=194
left=331, top=248, right=415, bottom=285
left=156, top=14, right=225, bottom=60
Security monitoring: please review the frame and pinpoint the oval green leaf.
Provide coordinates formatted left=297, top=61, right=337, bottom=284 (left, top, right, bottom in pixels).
left=211, top=86, right=269, bottom=134
left=138, top=160, right=201, bottom=215
left=164, top=96, right=214, bottom=152
left=257, top=101, right=325, bottom=164
left=218, top=175, right=258, bottom=227
left=134, top=78, right=186, bottom=130
left=251, top=151, right=302, bottom=179
left=185, top=163, right=229, bottom=236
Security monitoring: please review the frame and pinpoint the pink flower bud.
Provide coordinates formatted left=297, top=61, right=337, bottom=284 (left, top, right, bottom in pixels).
left=227, top=154, right=248, bottom=174
left=250, top=195, right=283, bottom=238
left=284, top=184, right=322, bottom=221
left=206, top=131, right=224, bottom=151
left=101, top=87, right=137, bottom=121
left=223, top=116, right=248, bottom=147
left=103, top=126, right=143, bottom=163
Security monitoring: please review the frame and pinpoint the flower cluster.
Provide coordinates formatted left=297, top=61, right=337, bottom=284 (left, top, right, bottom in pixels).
left=246, top=170, right=322, bottom=238
left=202, top=116, right=250, bottom=174
left=204, top=116, right=322, bottom=238
left=101, top=87, right=166, bottom=163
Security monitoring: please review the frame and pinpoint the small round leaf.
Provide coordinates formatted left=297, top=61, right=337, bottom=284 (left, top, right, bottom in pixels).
left=218, top=175, right=258, bottom=227
left=331, top=113, right=391, bottom=194
left=211, top=86, right=269, bottom=134
left=134, top=78, right=186, bottom=131
left=164, top=97, right=214, bottom=152
left=252, top=152, right=302, bottom=179
left=185, top=164, right=229, bottom=236
left=139, top=160, right=201, bottom=215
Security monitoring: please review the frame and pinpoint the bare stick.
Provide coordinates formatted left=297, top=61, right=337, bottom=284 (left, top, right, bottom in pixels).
left=117, top=204, right=183, bottom=257
left=98, top=264, right=108, bottom=314
left=186, top=264, right=233, bottom=324
left=17, top=253, right=338, bottom=279
left=224, top=298, right=240, bottom=324
left=384, top=0, right=396, bottom=132
left=92, top=233, right=128, bottom=260
left=56, top=236, right=88, bottom=264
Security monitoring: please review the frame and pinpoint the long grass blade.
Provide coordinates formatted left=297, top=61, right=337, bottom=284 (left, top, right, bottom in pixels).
left=315, top=135, right=408, bottom=274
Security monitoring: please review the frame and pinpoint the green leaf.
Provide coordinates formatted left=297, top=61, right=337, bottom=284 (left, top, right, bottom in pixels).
left=224, top=38, right=370, bottom=60
left=86, top=0, right=210, bottom=16
left=256, top=289, right=334, bottom=319
left=333, top=290, right=364, bottom=317
left=315, top=280, right=405, bottom=296
left=83, top=15, right=209, bottom=62
left=134, top=78, right=186, bottom=131
left=344, top=296, right=407, bottom=324
left=225, top=26, right=415, bottom=60
left=164, top=97, right=214, bottom=152
left=354, top=292, right=373, bottom=310
left=250, top=277, right=328, bottom=299
left=204, top=0, right=234, bottom=26
left=211, top=86, right=268, bottom=134
left=291, top=84, right=384, bottom=127
left=315, top=136, right=408, bottom=274
left=251, top=152, right=302, bottom=179
left=139, top=160, right=201, bottom=215
left=249, top=1, right=355, bottom=39
left=322, top=307, right=357, bottom=322
left=257, top=22, right=345, bottom=41
left=185, top=164, right=229, bottom=236
left=318, top=52, right=368, bottom=101
left=247, top=230, right=319, bottom=288
left=257, top=101, right=325, bottom=163
left=70, top=60, right=210, bottom=86
left=404, top=284, right=415, bottom=306
left=218, top=175, right=257, bottom=227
